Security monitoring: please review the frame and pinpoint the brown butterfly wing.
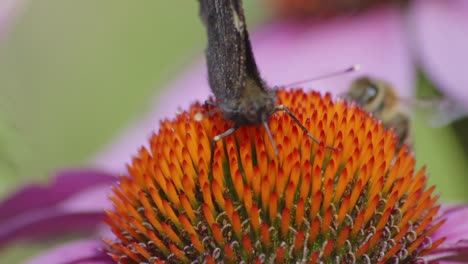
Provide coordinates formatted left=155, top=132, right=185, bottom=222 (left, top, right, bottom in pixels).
left=199, top=0, right=266, bottom=108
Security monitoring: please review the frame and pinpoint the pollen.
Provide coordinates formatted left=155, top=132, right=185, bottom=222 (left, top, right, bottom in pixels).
left=104, top=89, right=443, bottom=263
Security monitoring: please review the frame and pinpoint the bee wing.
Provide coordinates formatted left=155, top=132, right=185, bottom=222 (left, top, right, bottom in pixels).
left=401, top=97, right=468, bottom=127
left=199, top=0, right=265, bottom=103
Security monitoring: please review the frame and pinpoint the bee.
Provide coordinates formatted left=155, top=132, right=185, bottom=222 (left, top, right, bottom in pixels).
left=198, top=0, right=331, bottom=159
left=343, top=76, right=467, bottom=151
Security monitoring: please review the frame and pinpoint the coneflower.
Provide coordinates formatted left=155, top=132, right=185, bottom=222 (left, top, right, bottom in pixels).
left=104, top=89, right=444, bottom=263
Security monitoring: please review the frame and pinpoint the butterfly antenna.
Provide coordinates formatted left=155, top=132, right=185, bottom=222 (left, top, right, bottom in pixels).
left=263, top=121, right=279, bottom=157
left=281, top=64, right=361, bottom=88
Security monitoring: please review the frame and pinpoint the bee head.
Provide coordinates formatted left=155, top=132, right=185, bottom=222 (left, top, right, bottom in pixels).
left=347, top=77, right=379, bottom=107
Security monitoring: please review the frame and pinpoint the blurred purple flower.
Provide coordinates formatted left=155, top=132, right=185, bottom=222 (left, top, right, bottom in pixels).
left=0, top=0, right=24, bottom=40
left=2, top=0, right=468, bottom=263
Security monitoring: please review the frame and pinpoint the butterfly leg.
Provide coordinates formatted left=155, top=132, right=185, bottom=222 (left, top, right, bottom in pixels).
left=204, top=100, right=220, bottom=117
left=209, top=125, right=239, bottom=174
left=274, top=105, right=335, bottom=151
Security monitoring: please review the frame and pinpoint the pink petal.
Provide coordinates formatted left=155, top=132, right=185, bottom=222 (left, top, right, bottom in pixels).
left=409, top=0, right=468, bottom=103
left=24, top=239, right=113, bottom=264
left=424, top=205, right=468, bottom=263
left=433, top=205, right=468, bottom=244
left=0, top=169, right=116, bottom=247
left=0, top=169, right=115, bottom=220
left=92, top=6, right=414, bottom=174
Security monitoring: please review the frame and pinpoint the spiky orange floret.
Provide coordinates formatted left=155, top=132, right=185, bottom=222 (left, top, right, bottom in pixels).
left=104, top=89, right=443, bottom=263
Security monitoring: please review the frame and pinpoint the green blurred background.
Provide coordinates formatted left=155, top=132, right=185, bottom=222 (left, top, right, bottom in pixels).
left=0, top=1, right=467, bottom=263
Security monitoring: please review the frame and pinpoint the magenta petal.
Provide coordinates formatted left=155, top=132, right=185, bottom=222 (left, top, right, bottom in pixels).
left=24, top=239, right=113, bottom=264
left=92, top=6, right=413, bottom=174
left=409, top=0, right=468, bottom=103
left=425, top=241, right=468, bottom=263
left=0, top=169, right=116, bottom=220
left=424, top=205, right=468, bottom=263
left=0, top=169, right=116, bottom=247
left=433, top=205, right=468, bottom=244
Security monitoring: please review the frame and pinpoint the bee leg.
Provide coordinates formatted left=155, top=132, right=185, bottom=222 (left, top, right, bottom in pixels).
left=209, top=125, right=239, bottom=175
left=204, top=100, right=220, bottom=117
left=274, top=105, right=336, bottom=151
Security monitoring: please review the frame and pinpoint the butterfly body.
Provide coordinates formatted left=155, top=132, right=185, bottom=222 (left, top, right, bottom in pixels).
left=199, top=0, right=278, bottom=127
left=199, top=0, right=327, bottom=158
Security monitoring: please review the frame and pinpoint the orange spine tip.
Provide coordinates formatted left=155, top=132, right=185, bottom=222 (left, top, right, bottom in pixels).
left=147, top=231, right=169, bottom=255
left=364, top=194, right=380, bottom=224
left=166, top=179, right=181, bottom=207
left=280, top=207, right=291, bottom=238
left=143, top=207, right=163, bottom=234
left=351, top=211, right=365, bottom=237
left=250, top=204, right=261, bottom=234
left=211, top=224, right=224, bottom=246
left=260, top=222, right=271, bottom=247
left=275, top=246, right=286, bottom=264
left=242, top=235, right=253, bottom=255
left=179, top=214, right=196, bottom=236
left=202, top=203, right=216, bottom=228
left=299, top=170, right=311, bottom=201
left=415, top=206, right=440, bottom=235
left=309, top=191, right=322, bottom=221
left=202, top=183, right=215, bottom=213
left=233, top=170, right=244, bottom=200
left=424, top=218, right=445, bottom=237
left=269, top=192, right=278, bottom=223
left=122, top=244, right=144, bottom=262
left=321, top=207, right=333, bottom=235
left=349, top=179, right=363, bottom=210
left=244, top=185, right=253, bottom=214
left=168, top=243, right=189, bottom=262
left=212, top=179, right=226, bottom=209
left=293, top=231, right=305, bottom=255
left=261, top=178, right=270, bottom=212
left=162, top=200, right=181, bottom=228
left=149, top=187, right=166, bottom=216
left=311, top=165, right=322, bottom=197
left=285, top=183, right=295, bottom=211
left=322, top=239, right=335, bottom=259
left=334, top=168, right=348, bottom=203
left=295, top=198, right=305, bottom=228
left=337, top=196, right=350, bottom=226
left=133, top=242, right=151, bottom=260
left=276, top=168, right=287, bottom=196
left=322, top=179, right=334, bottom=212
left=225, top=244, right=235, bottom=261
left=407, top=235, right=426, bottom=254
left=205, top=256, right=216, bottom=264
left=180, top=194, right=196, bottom=222
left=307, top=251, right=320, bottom=263
left=308, top=218, right=320, bottom=243
left=421, top=237, right=445, bottom=256
left=190, top=234, right=205, bottom=254
left=161, top=222, right=183, bottom=247
left=336, top=226, right=350, bottom=248
left=232, top=211, right=242, bottom=239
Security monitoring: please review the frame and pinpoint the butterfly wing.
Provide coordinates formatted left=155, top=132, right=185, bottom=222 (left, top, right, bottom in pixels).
left=199, top=0, right=265, bottom=106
